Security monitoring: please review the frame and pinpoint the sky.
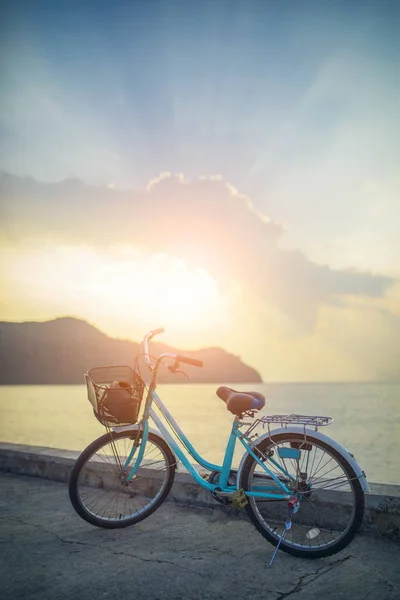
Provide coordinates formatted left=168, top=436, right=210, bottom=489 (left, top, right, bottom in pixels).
left=0, top=0, right=399, bottom=381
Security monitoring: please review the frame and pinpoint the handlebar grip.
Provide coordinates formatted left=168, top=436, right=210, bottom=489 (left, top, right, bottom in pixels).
left=176, top=355, right=203, bottom=368
left=151, top=327, right=165, bottom=336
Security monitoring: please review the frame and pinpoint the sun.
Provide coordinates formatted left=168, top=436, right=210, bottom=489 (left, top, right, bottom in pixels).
left=128, top=254, right=221, bottom=327
left=161, top=268, right=217, bottom=321
left=1, top=245, right=227, bottom=345
left=70, top=249, right=224, bottom=334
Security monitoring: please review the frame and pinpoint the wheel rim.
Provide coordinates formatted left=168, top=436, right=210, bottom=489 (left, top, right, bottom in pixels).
left=76, top=434, right=171, bottom=523
left=247, top=436, right=359, bottom=551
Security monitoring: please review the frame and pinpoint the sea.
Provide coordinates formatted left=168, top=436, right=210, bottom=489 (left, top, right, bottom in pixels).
left=0, top=382, right=399, bottom=485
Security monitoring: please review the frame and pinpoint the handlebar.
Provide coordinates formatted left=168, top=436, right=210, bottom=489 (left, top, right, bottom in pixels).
left=175, top=355, right=203, bottom=368
left=141, top=328, right=203, bottom=373
left=142, top=329, right=163, bottom=369
left=150, top=327, right=165, bottom=336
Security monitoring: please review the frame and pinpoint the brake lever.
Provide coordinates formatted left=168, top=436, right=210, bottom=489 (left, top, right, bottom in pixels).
left=177, top=369, right=190, bottom=380
left=167, top=365, right=190, bottom=380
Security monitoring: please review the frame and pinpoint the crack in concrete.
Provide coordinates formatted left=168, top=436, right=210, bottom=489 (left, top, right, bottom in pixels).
left=58, top=537, right=204, bottom=575
left=276, top=555, right=352, bottom=599
left=4, top=515, right=203, bottom=577
left=178, top=546, right=235, bottom=558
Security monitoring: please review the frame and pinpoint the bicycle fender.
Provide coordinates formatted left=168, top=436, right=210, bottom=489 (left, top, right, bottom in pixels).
left=236, top=426, right=370, bottom=493
left=111, top=424, right=178, bottom=465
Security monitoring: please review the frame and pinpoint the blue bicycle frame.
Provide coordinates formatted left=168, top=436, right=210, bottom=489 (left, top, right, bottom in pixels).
left=122, top=388, right=294, bottom=500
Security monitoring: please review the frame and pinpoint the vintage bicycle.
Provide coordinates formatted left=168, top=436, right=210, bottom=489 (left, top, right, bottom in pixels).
left=69, top=328, right=369, bottom=563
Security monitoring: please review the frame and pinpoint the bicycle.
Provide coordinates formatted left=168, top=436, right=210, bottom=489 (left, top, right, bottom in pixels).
left=69, top=328, right=369, bottom=562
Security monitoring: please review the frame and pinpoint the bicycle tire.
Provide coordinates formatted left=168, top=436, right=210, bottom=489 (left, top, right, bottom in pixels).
left=240, top=432, right=365, bottom=558
left=69, top=430, right=176, bottom=528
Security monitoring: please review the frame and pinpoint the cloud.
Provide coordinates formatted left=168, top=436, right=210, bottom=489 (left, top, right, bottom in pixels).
left=0, top=171, right=395, bottom=331
left=319, top=298, right=400, bottom=382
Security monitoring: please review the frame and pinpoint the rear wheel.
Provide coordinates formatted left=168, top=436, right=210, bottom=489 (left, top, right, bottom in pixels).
left=69, top=430, right=176, bottom=528
left=240, top=432, right=364, bottom=558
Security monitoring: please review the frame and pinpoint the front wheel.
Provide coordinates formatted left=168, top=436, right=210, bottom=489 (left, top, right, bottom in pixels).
left=240, top=432, right=365, bottom=559
left=69, top=430, right=176, bottom=528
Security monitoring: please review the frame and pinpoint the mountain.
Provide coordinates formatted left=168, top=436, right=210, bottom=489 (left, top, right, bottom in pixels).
left=0, top=318, right=262, bottom=384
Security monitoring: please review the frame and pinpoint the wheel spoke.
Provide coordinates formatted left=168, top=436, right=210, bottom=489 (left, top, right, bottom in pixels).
left=71, top=433, right=174, bottom=526
left=243, top=434, right=363, bottom=557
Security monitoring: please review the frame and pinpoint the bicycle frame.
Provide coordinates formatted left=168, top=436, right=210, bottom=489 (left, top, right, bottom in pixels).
left=72, top=329, right=367, bottom=561
left=122, top=387, right=293, bottom=500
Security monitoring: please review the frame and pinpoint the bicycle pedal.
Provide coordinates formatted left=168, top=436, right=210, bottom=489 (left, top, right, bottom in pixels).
left=232, top=488, right=248, bottom=509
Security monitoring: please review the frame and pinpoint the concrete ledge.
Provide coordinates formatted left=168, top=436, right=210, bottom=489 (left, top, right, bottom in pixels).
left=0, top=441, right=399, bottom=540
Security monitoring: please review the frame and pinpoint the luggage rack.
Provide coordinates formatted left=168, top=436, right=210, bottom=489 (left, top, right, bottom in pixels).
left=242, top=414, right=333, bottom=439
left=260, top=414, right=333, bottom=427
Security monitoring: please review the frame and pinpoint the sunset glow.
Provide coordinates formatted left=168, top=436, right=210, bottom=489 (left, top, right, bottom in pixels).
left=0, top=0, right=399, bottom=382
left=0, top=244, right=227, bottom=345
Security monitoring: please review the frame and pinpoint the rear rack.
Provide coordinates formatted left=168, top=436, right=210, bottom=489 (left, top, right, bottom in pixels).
left=260, top=414, right=333, bottom=427
left=241, top=414, right=333, bottom=439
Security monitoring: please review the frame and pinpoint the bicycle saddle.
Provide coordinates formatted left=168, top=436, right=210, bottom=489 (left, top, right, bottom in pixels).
left=216, top=386, right=265, bottom=416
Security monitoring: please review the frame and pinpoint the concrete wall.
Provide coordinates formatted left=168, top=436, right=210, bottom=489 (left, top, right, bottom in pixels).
left=0, top=441, right=399, bottom=540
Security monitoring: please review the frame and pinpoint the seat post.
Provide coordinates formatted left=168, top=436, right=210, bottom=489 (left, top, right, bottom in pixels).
left=218, top=417, right=240, bottom=488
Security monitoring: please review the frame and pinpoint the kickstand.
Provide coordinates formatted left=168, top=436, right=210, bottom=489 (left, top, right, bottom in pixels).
left=267, top=520, right=291, bottom=568
left=267, top=497, right=299, bottom=568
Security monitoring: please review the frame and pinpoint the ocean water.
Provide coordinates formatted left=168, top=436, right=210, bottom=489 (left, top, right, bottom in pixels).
left=0, top=382, right=399, bottom=485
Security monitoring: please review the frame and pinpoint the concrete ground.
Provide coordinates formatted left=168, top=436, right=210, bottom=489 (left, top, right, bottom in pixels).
left=0, top=473, right=399, bottom=600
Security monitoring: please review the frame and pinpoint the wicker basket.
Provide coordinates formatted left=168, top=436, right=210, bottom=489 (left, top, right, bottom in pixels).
left=85, top=365, right=145, bottom=427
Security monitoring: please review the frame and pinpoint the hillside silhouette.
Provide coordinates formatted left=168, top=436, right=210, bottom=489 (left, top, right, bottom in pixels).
left=0, top=318, right=262, bottom=384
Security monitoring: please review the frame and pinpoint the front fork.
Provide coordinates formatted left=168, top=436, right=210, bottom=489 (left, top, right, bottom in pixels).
left=115, top=419, right=149, bottom=482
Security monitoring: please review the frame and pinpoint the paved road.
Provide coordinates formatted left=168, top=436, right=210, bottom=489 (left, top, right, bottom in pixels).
left=0, top=473, right=399, bottom=600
